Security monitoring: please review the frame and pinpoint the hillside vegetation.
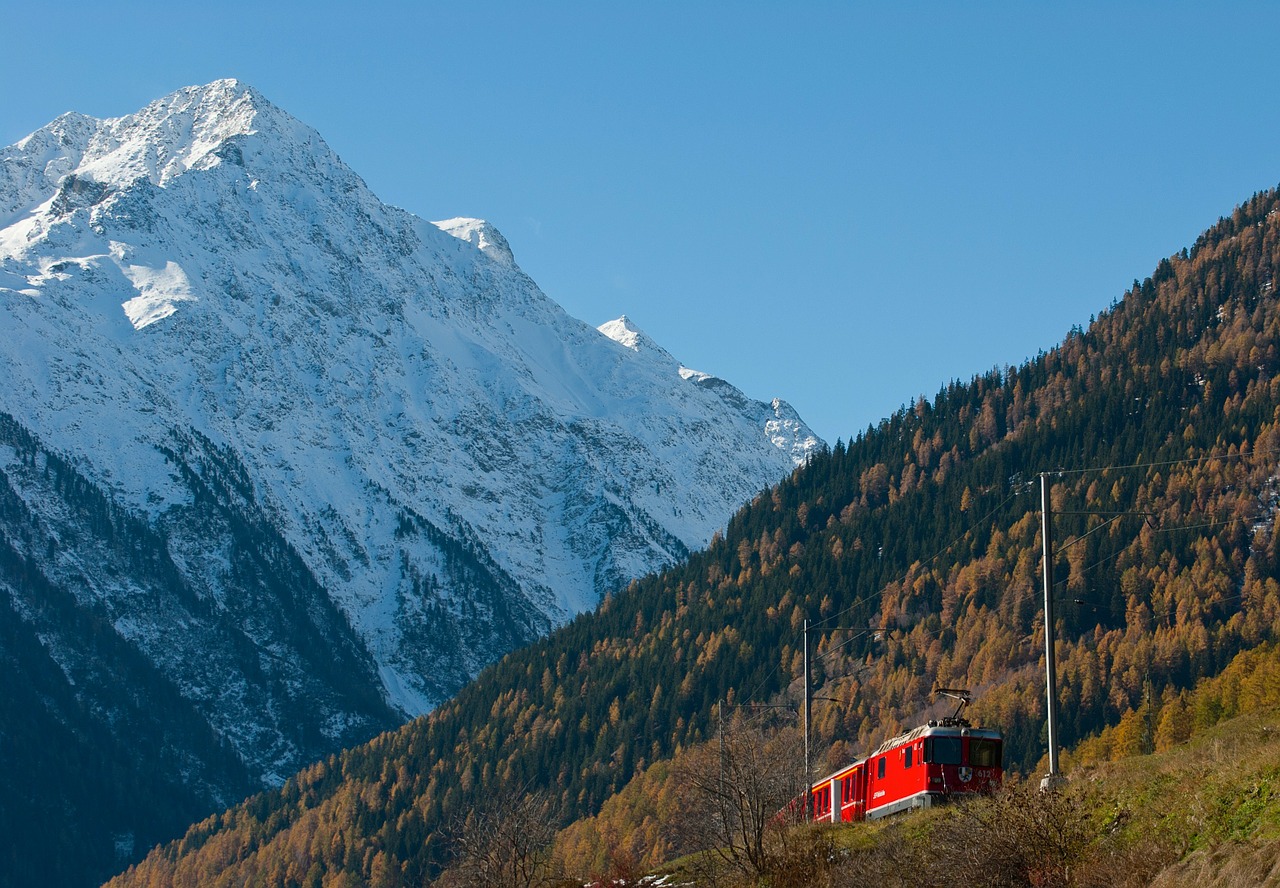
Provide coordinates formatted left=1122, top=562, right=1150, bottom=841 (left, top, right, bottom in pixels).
left=597, top=640, right=1280, bottom=888
left=110, top=187, right=1280, bottom=886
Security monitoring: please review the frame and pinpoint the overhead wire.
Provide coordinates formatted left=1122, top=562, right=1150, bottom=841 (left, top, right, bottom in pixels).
left=736, top=439, right=1280, bottom=711
left=1047, top=445, right=1280, bottom=478
left=740, top=485, right=1032, bottom=709
left=811, top=486, right=1030, bottom=634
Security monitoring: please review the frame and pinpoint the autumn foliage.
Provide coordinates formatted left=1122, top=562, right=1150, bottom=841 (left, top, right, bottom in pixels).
left=110, top=190, right=1280, bottom=885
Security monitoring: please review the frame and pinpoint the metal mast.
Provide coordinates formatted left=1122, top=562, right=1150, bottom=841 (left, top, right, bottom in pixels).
left=1040, top=472, right=1065, bottom=790
left=802, top=618, right=811, bottom=819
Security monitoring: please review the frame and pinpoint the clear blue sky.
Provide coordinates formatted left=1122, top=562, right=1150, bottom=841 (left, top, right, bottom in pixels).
left=6, top=2, right=1280, bottom=443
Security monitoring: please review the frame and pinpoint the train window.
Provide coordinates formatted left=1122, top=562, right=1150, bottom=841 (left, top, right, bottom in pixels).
left=924, top=736, right=962, bottom=765
left=904, top=746, right=913, bottom=768
left=816, top=787, right=830, bottom=816
left=971, top=738, right=1002, bottom=767
left=877, top=757, right=885, bottom=779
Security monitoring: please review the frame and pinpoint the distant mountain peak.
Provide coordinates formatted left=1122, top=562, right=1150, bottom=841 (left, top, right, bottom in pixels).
left=1, top=79, right=338, bottom=226
left=433, top=217, right=516, bottom=266
left=599, top=314, right=645, bottom=348
left=596, top=315, right=820, bottom=463
left=598, top=315, right=674, bottom=359
left=74, top=79, right=272, bottom=185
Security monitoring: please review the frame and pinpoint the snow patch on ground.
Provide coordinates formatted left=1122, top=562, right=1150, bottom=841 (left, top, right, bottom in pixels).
left=120, top=260, right=197, bottom=329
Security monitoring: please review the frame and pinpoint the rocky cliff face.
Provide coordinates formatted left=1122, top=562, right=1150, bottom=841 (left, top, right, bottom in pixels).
left=0, top=79, right=822, bottom=817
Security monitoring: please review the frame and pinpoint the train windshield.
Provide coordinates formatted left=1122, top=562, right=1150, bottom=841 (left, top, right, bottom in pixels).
left=970, top=738, right=1002, bottom=768
left=923, top=736, right=962, bottom=765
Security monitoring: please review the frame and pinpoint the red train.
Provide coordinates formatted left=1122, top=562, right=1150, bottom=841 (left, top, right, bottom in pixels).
left=806, top=694, right=1003, bottom=822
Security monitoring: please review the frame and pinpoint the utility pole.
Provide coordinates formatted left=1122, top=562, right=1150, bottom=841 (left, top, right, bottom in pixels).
left=718, top=700, right=728, bottom=830
left=800, top=620, right=880, bottom=819
left=718, top=699, right=725, bottom=789
left=802, top=618, right=811, bottom=820
left=1040, top=472, right=1066, bottom=791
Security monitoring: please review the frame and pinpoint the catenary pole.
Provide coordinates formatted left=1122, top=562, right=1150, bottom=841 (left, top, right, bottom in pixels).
left=1040, top=472, right=1065, bottom=790
left=802, top=618, right=811, bottom=820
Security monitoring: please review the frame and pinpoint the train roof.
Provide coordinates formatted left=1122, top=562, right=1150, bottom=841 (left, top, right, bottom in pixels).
left=870, top=722, right=1002, bottom=756
left=813, top=760, right=863, bottom=786
left=810, top=721, right=1003, bottom=785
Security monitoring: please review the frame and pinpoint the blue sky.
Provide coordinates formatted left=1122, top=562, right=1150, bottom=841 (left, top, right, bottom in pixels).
left=6, top=2, right=1280, bottom=443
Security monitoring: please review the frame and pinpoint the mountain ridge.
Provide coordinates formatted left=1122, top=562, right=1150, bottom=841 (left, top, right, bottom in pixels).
left=0, top=78, right=821, bottom=711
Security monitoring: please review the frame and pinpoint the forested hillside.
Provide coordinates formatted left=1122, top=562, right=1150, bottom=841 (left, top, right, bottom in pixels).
left=110, top=187, right=1280, bottom=886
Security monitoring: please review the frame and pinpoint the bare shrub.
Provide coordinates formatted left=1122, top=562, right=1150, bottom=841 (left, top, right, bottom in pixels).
left=673, top=713, right=807, bottom=885
left=818, top=824, right=930, bottom=888
left=922, top=784, right=1093, bottom=888
left=436, top=789, right=564, bottom=888
left=1073, top=834, right=1179, bottom=888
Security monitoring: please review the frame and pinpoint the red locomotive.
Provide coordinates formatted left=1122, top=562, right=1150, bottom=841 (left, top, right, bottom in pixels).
left=806, top=690, right=1003, bottom=822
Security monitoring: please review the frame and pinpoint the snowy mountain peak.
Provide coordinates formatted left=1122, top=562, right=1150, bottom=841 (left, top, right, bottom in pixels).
left=598, top=315, right=673, bottom=358
left=599, top=316, right=722, bottom=389
left=0, top=79, right=342, bottom=227
left=598, top=314, right=703, bottom=383
left=433, top=217, right=516, bottom=266
left=0, top=81, right=825, bottom=793
left=596, top=315, right=820, bottom=465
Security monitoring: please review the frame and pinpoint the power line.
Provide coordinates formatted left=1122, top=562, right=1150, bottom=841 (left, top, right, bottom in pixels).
left=739, top=485, right=1030, bottom=710
left=736, top=442, right=1280, bottom=712
left=1049, top=445, right=1280, bottom=478
left=811, top=486, right=1030, bottom=635
left=1054, top=512, right=1261, bottom=589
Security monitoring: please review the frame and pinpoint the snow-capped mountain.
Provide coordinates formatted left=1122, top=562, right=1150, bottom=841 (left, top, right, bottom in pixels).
left=0, top=79, right=822, bottom=839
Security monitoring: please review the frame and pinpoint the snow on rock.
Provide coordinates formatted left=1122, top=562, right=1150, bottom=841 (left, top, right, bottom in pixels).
left=120, top=259, right=198, bottom=328
left=599, top=315, right=660, bottom=353
left=601, top=315, right=820, bottom=466
left=433, top=217, right=517, bottom=267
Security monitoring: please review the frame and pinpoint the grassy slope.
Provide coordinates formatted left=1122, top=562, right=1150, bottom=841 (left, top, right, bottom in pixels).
left=643, top=703, right=1280, bottom=888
